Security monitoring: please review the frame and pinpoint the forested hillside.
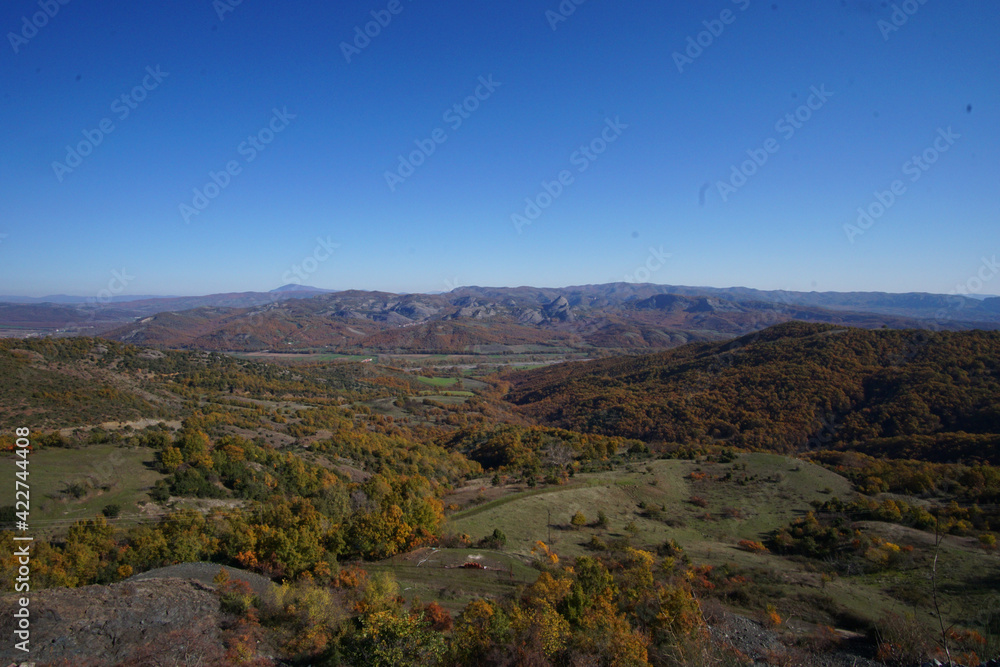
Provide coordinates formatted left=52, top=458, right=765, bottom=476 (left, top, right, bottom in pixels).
left=505, top=323, right=1000, bottom=462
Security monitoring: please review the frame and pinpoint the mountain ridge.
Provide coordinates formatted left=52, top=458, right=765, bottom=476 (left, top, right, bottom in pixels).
left=4, top=283, right=1000, bottom=350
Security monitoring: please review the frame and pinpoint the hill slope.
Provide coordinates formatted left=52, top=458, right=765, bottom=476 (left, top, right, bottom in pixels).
left=504, top=322, right=1000, bottom=461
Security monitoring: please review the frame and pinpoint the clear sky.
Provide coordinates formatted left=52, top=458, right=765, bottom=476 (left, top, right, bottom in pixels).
left=1, top=0, right=997, bottom=298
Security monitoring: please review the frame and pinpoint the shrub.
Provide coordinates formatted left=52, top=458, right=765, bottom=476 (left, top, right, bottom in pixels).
left=689, top=495, right=709, bottom=508
left=763, top=604, right=782, bottom=628
left=64, top=482, right=89, bottom=499
left=658, top=539, right=684, bottom=557
left=586, top=535, right=608, bottom=551
left=480, top=528, right=506, bottom=550
left=570, top=511, right=587, bottom=529
left=101, top=504, right=121, bottom=519
left=412, top=601, right=453, bottom=632
left=149, top=480, right=170, bottom=503
left=213, top=567, right=230, bottom=586
left=439, top=533, right=472, bottom=548
left=874, top=612, right=933, bottom=666
left=219, top=579, right=258, bottom=616
left=737, top=539, right=769, bottom=554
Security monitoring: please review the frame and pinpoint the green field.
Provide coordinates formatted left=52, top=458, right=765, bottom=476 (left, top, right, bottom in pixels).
left=415, top=376, right=460, bottom=388
left=414, top=376, right=482, bottom=396
left=18, top=445, right=167, bottom=536
left=448, top=455, right=852, bottom=560
left=419, top=393, right=473, bottom=403
left=234, top=352, right=374, bottom=363
left=365, top=548, right=539, bottom=615
left=443, top=453, right=1000, bottom=635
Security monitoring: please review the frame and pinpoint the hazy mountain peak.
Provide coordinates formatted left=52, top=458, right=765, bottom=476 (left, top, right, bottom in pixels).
left=270, top=284, right=329, bottom=293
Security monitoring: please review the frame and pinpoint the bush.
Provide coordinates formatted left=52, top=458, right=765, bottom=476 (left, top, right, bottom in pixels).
left=101, top=504, right=121, bottom=519
left=874, top=612, right=933, bottom=666
left=438, top=533, right=472, bottom=549
left=658, top=539, right=684, bottom=557
left=149, top=480, right=170, bottom=503
left=170, top=467, right=227, bottom=499
left=216, top=577, right=258, bottom=616
left=737, top=539, right=769, bottom=554
left=586, top=535, right=608, bottom=551
left=64, top=482, right=90, bottom=499
left=480, top=528, right=507, bottom=550
left=570, top=511, right=587, bottom=529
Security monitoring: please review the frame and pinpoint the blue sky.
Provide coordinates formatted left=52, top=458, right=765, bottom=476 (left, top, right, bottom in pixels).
left=1, top=0, right=997, bottom=298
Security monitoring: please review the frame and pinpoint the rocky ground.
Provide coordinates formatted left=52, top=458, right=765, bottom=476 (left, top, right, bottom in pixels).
left=126, top=561, right=276, bottom=601
left=710, top=611, right=1000, bottom=667
left=0, top=578, right=226, bottom=666
left=710, top=611, right=882, bottom=667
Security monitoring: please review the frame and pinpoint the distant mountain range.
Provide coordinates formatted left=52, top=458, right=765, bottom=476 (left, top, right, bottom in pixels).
left=2, top=283, right=998, bottom=352
left=0, top=284, right=333, bottom=304
left=0, top=286, right=336, bottom=332
left=0, top=294, right=174, bottom=304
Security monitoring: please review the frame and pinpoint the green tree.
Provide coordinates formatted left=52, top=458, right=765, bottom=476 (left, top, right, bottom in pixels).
left=348, top=611, right=446, bottom=667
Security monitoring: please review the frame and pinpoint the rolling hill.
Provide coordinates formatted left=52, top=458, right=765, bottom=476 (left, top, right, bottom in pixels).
left=504, top=322, right=1000, bottom=462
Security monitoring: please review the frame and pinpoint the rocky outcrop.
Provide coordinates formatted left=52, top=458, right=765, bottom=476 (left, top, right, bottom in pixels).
left=518, top=309, right=546, bottom=325
left=0, top=578, right=227, bottom=666
left=543, top=296, right=573, bottom=322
